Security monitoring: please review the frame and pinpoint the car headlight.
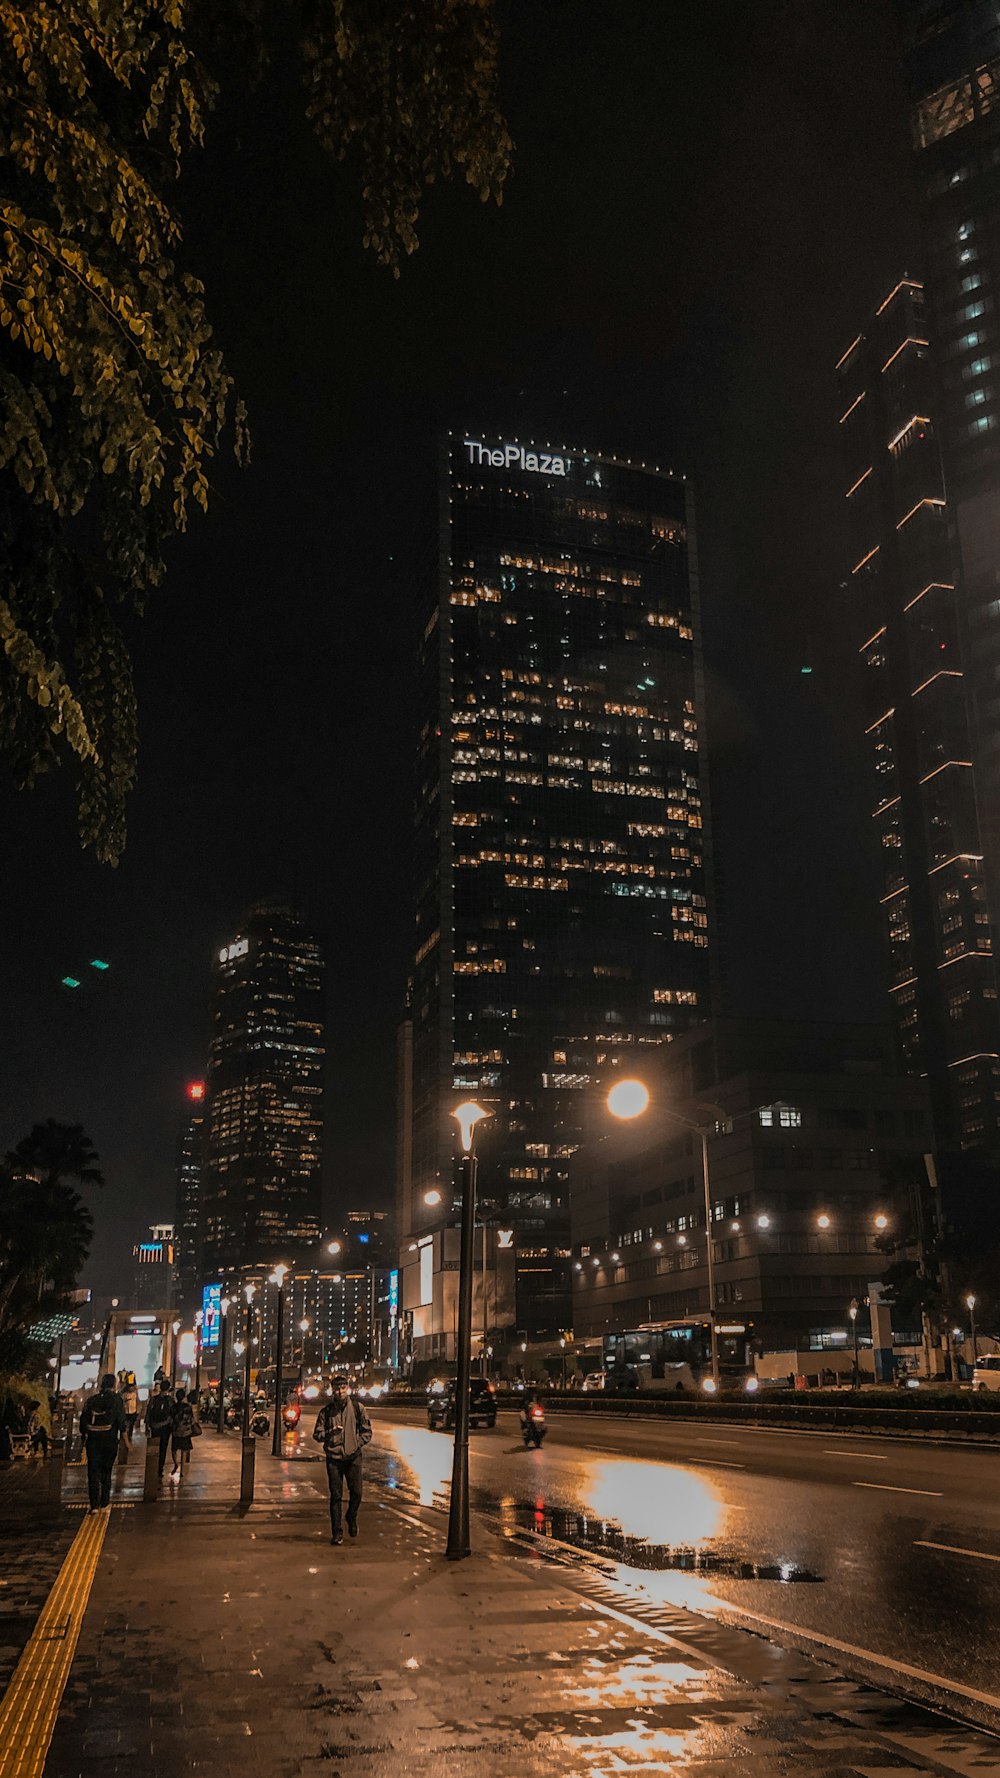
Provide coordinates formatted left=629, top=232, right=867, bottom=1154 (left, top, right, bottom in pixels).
left=744, top=1375, right=759, bottom=1393
left=368, top=1384, right=383, bottom=1401
left=701, top=1376, right=718, bottom=1394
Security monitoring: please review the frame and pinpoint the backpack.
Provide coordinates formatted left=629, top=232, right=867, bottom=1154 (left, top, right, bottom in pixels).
left=173, top=1402, right=194, bottom=1438
left=87, top=1396, right=115, bottom=1436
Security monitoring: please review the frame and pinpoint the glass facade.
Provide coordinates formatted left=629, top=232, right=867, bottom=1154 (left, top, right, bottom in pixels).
left=837, top=279, right=1000, bottom=1146
left=898, top=2, right=1000, bottom=1140
left=404, top=435, right=715, bottom=1346
left=201, top=899, right=325, bottom=1274
left=174, top=1095, right=205, bottom=1317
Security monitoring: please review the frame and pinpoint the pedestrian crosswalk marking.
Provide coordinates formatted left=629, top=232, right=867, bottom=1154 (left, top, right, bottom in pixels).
left=0, top=1508, right=109, bottom=1777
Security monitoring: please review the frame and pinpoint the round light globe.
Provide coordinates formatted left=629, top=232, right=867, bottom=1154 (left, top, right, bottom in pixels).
left=607, top=1078, right=650, bottom=1120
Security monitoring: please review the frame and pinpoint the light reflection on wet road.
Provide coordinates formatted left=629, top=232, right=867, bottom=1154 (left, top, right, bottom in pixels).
left=370, top=1405, right=1000, bottom=1707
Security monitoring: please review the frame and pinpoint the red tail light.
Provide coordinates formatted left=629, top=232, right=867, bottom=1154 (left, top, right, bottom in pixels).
left=530, top=1405, right=543, bottom=1419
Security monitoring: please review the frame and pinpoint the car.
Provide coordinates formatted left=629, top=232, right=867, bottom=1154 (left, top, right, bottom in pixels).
left=973, top=1354, right=1000, bottom=1392
left=581, top=1371, right=608, bottom=1393
left=427, top=1379, right=497, bottom=1430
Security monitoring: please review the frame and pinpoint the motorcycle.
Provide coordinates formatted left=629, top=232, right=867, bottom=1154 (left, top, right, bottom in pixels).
left=251, top=1406, right=269, bottom=1438
left=521, top=1403, right=547, bottom=1448
left=281, top=1402, right=301, bottom=1433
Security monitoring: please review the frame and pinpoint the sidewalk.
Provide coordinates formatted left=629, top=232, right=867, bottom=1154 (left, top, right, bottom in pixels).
left=5, top=1433, right=1000, bottom=1777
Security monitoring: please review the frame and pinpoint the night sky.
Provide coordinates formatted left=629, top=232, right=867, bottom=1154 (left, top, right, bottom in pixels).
left=0, top=1, right=918, bottom=1294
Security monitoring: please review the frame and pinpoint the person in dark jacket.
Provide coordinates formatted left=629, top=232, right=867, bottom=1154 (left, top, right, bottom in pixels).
left=145, top=1380, right=175, bottom=1477
left=80, top=1374, right=128, bottom=1510
left=312, top=1375, right=372, bottom=1544
left=170, top=1388, right=195, bottom=1476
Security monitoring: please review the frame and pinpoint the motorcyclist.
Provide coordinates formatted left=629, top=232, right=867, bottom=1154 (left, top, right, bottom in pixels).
left=518, top=1386, right=545, bottom=1441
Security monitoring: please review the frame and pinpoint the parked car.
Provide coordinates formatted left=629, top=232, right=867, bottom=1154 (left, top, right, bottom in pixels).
left=427, top=1379, right=497, bottom=1430
left=581, top=1371, right=608, bottom=1393
left=973, top=1355, right=1000, bottom=1392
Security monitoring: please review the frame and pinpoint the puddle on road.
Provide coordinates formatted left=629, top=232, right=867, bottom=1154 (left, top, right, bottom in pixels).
left=499, top=1502, right=823, bottom=1582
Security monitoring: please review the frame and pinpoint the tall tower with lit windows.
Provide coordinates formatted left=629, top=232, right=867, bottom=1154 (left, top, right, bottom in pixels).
left=898, top=1, right=1000, bottom=996
left=836, top=278, right=999, bottom=1148
left=200, top=899, right=325, bottom=1276
left=400, top=434, right=715, bottom=1356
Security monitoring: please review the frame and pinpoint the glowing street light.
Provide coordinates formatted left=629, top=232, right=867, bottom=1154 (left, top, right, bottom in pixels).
left=817, top=1213, right=831, bottom=1230
left=874, top=1212, right=889, bottom=1231
left=424, top=1188, right=443, bottom=1206
left=607, top=1078, right=650, bottom=1121
left=447, top=1100, right=490, bottom=1560
left=270, top=1264, right=290, bottom=1457
left=966, top=1292, right=978, bottom=1361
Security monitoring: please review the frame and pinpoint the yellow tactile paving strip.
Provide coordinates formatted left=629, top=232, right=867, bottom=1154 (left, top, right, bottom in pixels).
left=0, top=1508, right=109, bottom=1778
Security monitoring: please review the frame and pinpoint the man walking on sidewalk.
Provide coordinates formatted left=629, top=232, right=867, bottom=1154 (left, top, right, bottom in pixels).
left=312, top=1375, right=372, bottom=1544
left=145, top=1379, right=174, bottom=1477
left=81, top=1373, right=128, bottom=1511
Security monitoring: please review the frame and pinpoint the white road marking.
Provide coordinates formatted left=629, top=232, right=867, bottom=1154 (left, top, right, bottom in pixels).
left=709, top=1600, right=1000, bottom=1713
left=822, top=1450, right=888, bottom=1460
left=915, top=1539, right=1000, bottom=1564
left=852, top=1481, right=942, bottom=1496
left=700, top=1458, right=746, bottom=1469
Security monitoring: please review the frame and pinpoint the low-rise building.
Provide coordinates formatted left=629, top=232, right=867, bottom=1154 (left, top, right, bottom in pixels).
left=571, top=1019, right=933, bottom=1356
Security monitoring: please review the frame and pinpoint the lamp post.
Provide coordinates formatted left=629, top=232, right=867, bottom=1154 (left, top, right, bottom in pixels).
left=270, top=1264, right=289, bottom=1457
left=241, top=1285, right=256, bottom=1438
left=848, top=1300, right=860, bottom=1390
left=194, top=1311, right=203, bottom=1406
left=966, top=1293, right=978, bottom=1363
left=216, top=1296, right=231, bottom=1433
left=447, top=1100, right=490, bottom=1561
left=298, top=1317, right=310, bottom=1386
left=607, top=1079, right=720, bottom=1390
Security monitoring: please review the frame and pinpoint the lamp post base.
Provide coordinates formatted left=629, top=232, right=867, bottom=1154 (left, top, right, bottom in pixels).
left=240, top=1435, right=256, bottom=1504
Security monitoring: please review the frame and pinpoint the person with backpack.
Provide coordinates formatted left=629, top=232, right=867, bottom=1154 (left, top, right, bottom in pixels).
left=312, top=1374, right=372, bottom=1544
left=120, top=1371, right=139, bottom=1439
left=170, top=1387, right=195, bottom=1476
left=80, top=1374, right=128, bottom=1510
left=145, top=1379, right=175, bottom=1478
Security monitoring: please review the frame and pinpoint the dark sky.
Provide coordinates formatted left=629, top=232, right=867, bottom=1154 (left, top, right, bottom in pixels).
left=0, top=1, right=918, bottom=1294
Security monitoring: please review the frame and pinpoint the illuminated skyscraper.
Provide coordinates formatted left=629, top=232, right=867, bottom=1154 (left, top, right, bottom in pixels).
left=898, top=4, right=1000, bottom=1005
left=399, top=434, right=715, bottom=1356
left=174, top=1080, right=206, bottom=1316
left=201, top=900, right=324, bottom=1275
left=836, top=279, right=999, bottom=1147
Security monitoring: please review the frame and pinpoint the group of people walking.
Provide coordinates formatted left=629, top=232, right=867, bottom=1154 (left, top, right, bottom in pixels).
left=80, top=1368, right=374, bottom=1544
left=80, top=1373, right=200, bottom=1510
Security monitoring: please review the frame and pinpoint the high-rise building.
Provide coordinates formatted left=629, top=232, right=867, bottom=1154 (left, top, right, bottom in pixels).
left=399, top=433, right=715, bottom=1360
left=836, top=279, right=1000, bottom=1146
left=174, top=1080, right=206, bottom=1316
left=201, top=899, right=325, bottom=1276
left=898, top=3, right=1000, bottom=982
left=131, top=1222, right=176, bottom=1311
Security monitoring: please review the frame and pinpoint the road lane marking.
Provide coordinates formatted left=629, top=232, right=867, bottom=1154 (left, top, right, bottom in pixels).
left=692, top=1436, right=741, bottom=1445
left=709, top=1600, right=1000, bottom=1713
left=700, top=1458, right=746, bottom=1469
left=915, top=1539, right=1000, bottom=1564
left=851, top=1482, right=942, bottom=1496
left=0, top=1507, right=109, bottom=1778
left=822, top=1450, right=888, bottom=1460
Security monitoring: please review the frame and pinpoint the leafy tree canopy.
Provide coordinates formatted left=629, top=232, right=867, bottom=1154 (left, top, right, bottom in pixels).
left=0, top=1120, right=103, bottom=1369
left=0, top=0, right=511, bottom=862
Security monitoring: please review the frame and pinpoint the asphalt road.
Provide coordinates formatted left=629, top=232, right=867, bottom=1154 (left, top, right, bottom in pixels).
left=371, top=1403, right=1000, bottom=1719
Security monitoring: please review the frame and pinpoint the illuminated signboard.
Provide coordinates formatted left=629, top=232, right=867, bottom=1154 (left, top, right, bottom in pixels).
left=463, top=438, right=571, bottom=478
left=388, top=1269, right=399, bottom=1322
left=201, top=1283, right=221, bottom=1349
left=218, top=937, right=249, bottom=964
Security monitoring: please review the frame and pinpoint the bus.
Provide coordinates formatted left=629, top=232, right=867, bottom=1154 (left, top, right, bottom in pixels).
left=602, top=1318, right=757, bottom=1392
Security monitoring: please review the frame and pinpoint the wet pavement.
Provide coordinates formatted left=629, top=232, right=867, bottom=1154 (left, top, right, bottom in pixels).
left=10, top=1430, right=998, bottom=1777
left=371, top=1406, right=1000, bottom=1723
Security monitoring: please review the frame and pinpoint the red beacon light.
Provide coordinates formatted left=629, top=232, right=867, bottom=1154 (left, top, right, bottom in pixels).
left=187, top=1081, right=206, bottom=1102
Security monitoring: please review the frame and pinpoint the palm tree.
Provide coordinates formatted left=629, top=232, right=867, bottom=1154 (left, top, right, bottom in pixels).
left=0, top=1122, right=103, bottom=1364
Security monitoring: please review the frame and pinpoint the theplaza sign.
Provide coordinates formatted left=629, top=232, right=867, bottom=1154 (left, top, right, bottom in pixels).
left=463, top=438, right=571, bottom=477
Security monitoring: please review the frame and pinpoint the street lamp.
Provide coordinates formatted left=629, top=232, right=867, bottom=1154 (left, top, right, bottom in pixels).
left=242, top=1284, right=256, bottom=1438
left=424, top=1188, right=443, bottom=1207
left=216, top=1296, right=231, bottom=1434
left=447, top=1099, right=490, bottom=1561
left=270, top=1264, right=289, bottom=1457
left=607, top=1080, right=720, bottom=1388
left=848, top=1299, right=860, bottom=1390
left=327, top=1240, right=342, bottom=1256
left=194, top=1310, right=204, bottom=1404
left=966, top=1293, right=978, bottom=1362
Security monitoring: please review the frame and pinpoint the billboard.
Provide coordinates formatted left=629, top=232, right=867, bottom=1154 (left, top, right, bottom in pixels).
left=201, top=1282, right=221, bottom=1349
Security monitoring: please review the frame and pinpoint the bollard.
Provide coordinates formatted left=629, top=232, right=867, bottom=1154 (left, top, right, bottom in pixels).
left=46, top=1438, right=64, bottom=1506
left=240, top=1435, right=256, bottom=1504
left=143, top=1436, right=160, bottom=1502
